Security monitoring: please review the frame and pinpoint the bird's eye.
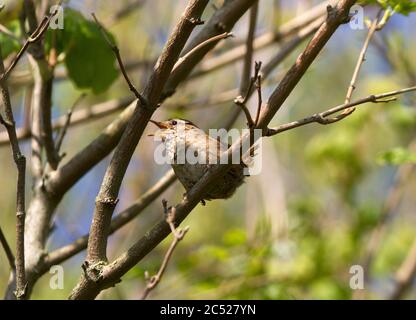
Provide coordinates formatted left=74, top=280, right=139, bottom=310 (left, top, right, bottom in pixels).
left=170, top=120, right=177, bottom=125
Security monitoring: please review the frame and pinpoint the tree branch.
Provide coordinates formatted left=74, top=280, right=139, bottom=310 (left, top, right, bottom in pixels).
left=140, top=200, right=189, bottom=300
left=265, top=86, right=416, bottom=136
left=68, top=0, right=358, bottom=300
left=0, top=44, right=27, bottom=300
left=55, top=94, right=86, bottom=155
left=257, top=1, right=355, bottom=128
left=190, top=0, right=329, bottom=79
left=325, top=9, right=384, bottom=123
left=0, top=96, right=133, bottom=147
left=45, top=170, right=176, bottom=267
left=70, top=0, right=210, bottom=299
left=0, top=226, right=15, bottom=271
left=92, top=13, right=146, bottom=105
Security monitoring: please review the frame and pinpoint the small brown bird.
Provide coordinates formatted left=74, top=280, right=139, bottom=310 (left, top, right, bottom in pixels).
left=150, top=119, right=245, bottom=201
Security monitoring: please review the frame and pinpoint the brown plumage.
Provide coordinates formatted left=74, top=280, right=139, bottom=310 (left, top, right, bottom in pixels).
left=150, top=119, right=245, bottom=200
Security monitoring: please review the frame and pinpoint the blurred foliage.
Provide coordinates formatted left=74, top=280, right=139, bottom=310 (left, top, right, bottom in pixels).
left=377, top=147, right=416, bottom=165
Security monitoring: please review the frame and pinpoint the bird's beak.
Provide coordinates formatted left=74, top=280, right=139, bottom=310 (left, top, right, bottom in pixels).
left=149, top=120, right=168, bottom=129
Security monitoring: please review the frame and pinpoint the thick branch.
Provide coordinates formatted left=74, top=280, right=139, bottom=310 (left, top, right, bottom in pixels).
left=45, top=170, right=176, bottom=267
left=48, top=0, right=257, bottom=200
left=0, top=97, right=133, bottom=147
left=190, top=0, right=329, bottom=79
left=257, top=1, right=355, bottom=128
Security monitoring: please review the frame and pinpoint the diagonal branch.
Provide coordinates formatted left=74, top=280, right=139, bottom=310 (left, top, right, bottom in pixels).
left=0, top=226, right=15, bottom=271
left=48, top=0, right=257, bottom=200
left=55, top=94, right=86, bottom=155
left=69, top=0, right=210, bottom=300
left=92, top=13, right=146, bottom=105
left=325, top=9, right=384, bottom=123
left=38, top=17, right=312, bottom=272
left=45, top=170, right=177, bottom=267
left=265, top=86, right=416, bottom=136
left=0, top=13, right=55, bottom=81
left=68, top=0, right=357, bottom=300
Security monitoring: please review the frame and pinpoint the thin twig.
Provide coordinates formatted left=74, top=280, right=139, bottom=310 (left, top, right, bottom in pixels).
left=239, top=2, right=258, bottom=96
left=191, top=1, right=329, bottom=80
left=35, top=18, right=307, bottom=271
left=254, top=63, right=263, bottom=127
left=326, top=10, right=383, bottom=122
left=55, top=94, right=86, bottom=154
left=0, top=3, right=61, bottom=81
left=91, top=13, right=147, bottom=106
left=68, top=1, right=356, bottom=300
left=0, top=44, right=27, bottom=299
left=0, top=226, right=15, bottom=271
left=266, top=86, right=416, bottom=136
left=140, top=200, right=189, bottom=300
left=234, top=61, right=262, bottom=128
left=172, top=32, right=233, bottom=73
left=0, top=96, right=133, bottom=147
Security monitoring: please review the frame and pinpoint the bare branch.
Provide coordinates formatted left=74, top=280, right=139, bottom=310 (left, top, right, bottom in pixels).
left=67, top=1, right=358, bottom=300
left=265, top=86, right=416, bottom=136
left=92, top=13, right=147, bottom=105
left=55, top=94, right=86, bottom=155
left=257, top=1, right=355, bottom=128
left=190, top=1, right=329, bottom=79
left=0, top=44, right=27, bottom=300
left=0, top=3, right=61, bottom=81
left=239, top=2, right=258, bottom=95
left=69, top=0, right=210, bottom=300
left=140, top=200, right=189, bottom=300
left=254, top=65, right=262, bottom=127
left=162, top=0, right=259, bottom=98
left=325, top=9, right=384, bottom=123
left=0, top=226, right=15, bottom=271
left=172, top=31, right=233, bottom=73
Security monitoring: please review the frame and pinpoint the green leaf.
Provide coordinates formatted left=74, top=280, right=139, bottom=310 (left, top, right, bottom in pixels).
left=377, top=147, right=416, bottom=165
left=0, top=20, right=21, bottom=58
left=47, top=9, right=118, bottom=93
